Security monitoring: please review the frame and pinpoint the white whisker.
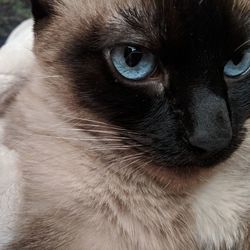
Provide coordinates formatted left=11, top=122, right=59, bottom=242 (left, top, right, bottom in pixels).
left=58, top=128, right=129, bottom=137
left=104, top=154, right=144, bottom=174
left=35, top=134, right=132, bottom=142
left=32, top=75, right=62, bottom=80
left=234, top=151, right=250, bottom=163
left=88, top=146, right=142, bottom=151
left=56, top=114, right=140, bottom=135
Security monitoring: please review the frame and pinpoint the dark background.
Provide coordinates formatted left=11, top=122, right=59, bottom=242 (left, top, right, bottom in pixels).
left=0, top=0, right=31, bottom=46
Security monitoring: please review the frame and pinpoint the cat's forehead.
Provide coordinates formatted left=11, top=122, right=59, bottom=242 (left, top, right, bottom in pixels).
left=84, top=0, right=248, bottom=50
left=59, top=0, right=249, bottom=15
left=37, top=0, right=249, bottom=58
left=57, top=0, right=249, bottom=38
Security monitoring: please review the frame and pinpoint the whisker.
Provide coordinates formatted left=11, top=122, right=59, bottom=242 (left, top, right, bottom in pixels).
left=24, top=133, right=133, bottom=142
left=58, top=114, right=117, bottom=126
left=104, top=154, right=144, bottom=174
left=31, top=75, right=62, bottom=80
left=68, top=124, right=140, bottom=136
left=129, top=159, right=153, bottom=178
left=88, top=146, right=142, bottom=151
left=56, top=114, right=140, bottom=135
left=116, top=156, right=141, bottom=177
left=234, top=151, right=250, bottom=163
left=119, top=153, right=145, bottom=163
left=58, top=128, right=129, bottom=137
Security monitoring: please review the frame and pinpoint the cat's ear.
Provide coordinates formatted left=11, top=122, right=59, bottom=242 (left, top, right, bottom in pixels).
left=30, top=0, right=55, bottom=22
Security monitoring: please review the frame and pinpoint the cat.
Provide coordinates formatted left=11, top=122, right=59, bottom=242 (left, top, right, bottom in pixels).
left=1, top=0, right=250, bottom=249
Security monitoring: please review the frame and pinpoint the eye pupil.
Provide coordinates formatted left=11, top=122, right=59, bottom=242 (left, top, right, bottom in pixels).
left=124, top=46, right=143, bottom=67
left=231, top=52, right=244, bottom=66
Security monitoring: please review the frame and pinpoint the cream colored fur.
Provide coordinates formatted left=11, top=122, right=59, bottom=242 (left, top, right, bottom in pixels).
left=0, top=20, right=34, bottom=248
left=0, top=18, right=250, bottom=250
left=193, top=122, right=250, bottom=249
left=0, top=19, right=34, bottom=113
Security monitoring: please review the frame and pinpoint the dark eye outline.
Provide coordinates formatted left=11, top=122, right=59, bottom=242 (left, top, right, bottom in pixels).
left=104, top=44, right=160, bottom=84
left=224, top=45, right=250, bottom=81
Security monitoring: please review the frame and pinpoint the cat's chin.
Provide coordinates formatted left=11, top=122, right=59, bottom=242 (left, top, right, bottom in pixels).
left=135, top=149, right=236, bottom=191
left=141, top=162, right=220, bottom=192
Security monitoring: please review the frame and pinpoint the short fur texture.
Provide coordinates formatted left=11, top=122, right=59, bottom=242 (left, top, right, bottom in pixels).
left=0, top=0, right=250, bottom=249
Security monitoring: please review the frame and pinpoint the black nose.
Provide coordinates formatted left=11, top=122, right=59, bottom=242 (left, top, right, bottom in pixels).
left=189, top=127, right=232, bottom=153
left=188, top=94, right=232, bottom=154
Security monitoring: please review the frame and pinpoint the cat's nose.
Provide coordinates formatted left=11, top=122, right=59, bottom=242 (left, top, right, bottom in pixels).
left=188, top=94, right=232, bottom=154
left=189, top=125, right=232, bottom=153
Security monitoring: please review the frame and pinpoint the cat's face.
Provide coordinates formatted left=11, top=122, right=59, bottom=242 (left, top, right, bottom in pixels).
left=31, top=0, right=250, bottom=175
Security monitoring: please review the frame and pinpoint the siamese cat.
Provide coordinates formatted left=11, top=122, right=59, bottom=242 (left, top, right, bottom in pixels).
left=0, top=0, right=250, bottom=249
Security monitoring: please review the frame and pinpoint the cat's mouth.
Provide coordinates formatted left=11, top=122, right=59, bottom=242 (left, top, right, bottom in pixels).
left=123, top=127, right=246, bottom=177
left=123, top=135, right=243, bottom=190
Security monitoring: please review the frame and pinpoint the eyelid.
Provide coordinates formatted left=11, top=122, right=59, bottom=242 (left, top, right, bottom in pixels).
left=224, top=66, right=250, bottom=83
left=104, top=42, right=157, bottom=55
left=233, top=40, right=250, bottom=54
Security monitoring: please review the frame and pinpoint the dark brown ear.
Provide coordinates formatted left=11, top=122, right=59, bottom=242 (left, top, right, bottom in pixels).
left=30, top=0, right=57, bottom=34
left=30, top=0, right=54, bottom=22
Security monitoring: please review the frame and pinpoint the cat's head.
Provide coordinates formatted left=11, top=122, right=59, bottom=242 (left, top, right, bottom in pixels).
left=30, top=0, right=250, bottom=180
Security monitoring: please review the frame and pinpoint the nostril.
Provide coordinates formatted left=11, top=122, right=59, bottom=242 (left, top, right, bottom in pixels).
left=188, top=129, right=232, bottom=153
left=183, top=88, right=234, bottom=154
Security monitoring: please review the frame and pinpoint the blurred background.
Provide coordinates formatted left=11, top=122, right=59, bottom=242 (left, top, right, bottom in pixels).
left=0, top=0, right=31, bottom=46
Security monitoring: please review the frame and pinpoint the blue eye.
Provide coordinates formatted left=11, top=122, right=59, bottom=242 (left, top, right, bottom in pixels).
left=224, top=48, right=250, bottom=78
left=110, top=46, right=157, bottom=81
